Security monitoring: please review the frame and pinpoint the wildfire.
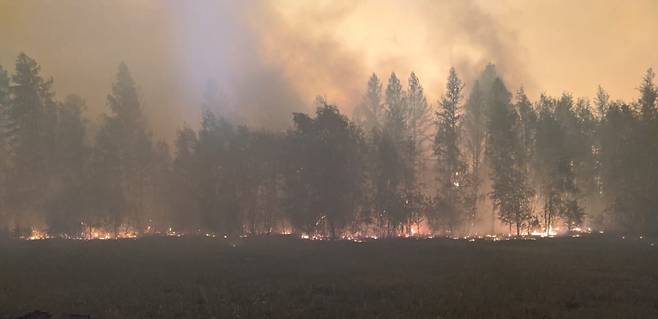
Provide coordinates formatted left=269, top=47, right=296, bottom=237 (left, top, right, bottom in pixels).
left=571, top=227, right=592, bottom=234
left=25, top=229, right=50, bottom=240
left=17, top=221, right=605, bottom=242
left=87, top=226, right=138, bottom=240
left=300, top=233, right=326, bottom=240
left=166, top=227, right=183, bottom=238
left=530, top=227, right=558, bottom=238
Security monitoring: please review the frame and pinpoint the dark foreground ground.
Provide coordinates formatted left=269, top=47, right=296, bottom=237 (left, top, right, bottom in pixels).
left=0, top=236, right=657, bottom=319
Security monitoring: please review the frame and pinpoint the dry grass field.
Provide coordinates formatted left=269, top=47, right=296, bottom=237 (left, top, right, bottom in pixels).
left=1, top=235, right=657, bottom=318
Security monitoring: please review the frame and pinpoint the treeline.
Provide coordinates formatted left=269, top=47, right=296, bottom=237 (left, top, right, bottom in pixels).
left=0, top=53, right=656, bottom=238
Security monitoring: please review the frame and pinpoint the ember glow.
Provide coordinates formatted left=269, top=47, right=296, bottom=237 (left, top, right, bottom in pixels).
left=24, top=229, right=49, bottom=241
left=18, top=222, right=604, bottom=242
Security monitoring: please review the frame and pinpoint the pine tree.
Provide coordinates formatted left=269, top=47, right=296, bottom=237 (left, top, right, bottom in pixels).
left=406, top=72, right=432, bottom=180
left=47, top=94, right=91, bottom=234
left=94, top=62, right=153, bottom=233
left=533, top=94, right=587, bottom=234
left=638, top=68, right=657, bottom=121
left=462, top=80, right=486, bottom=227
left=486, top=79, right=533, bottom=235
left=150, top=140, right=172, bottom=231
left=0, top=66, right=9, bottom=232
left=380, top=72, right=412, bottom=233
left=0, top=65, right=8, bottom=126
left=172, top=124, right=199, bottom=232
left=573, top=98, right=598, bottom=223
left=461, top=64, right=500, bottom=231
left=594, top=85, right=610, bottom=119
left=515, top=88, right=537, bottom=164
left=404, top=72, right=431, bottom=234
left=636, top=68, right=658, bottom=234
left=244, top=130, right=284, bottom=235
left=385, top=72, right=407, bottom=145
left=514, top=88, right=537, bottom=233
left=599, top=102, right=640, bottom=232
left=353, top=73, right=384, bottom=134
left=433, top=67, right=467, bottom=232
left=6, top=53, right=58, bottom=232
left=196, top=109, right=239, bottom=235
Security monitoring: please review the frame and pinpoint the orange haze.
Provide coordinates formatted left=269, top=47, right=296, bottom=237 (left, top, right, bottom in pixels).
left=1, top=0, right=657, bottom=139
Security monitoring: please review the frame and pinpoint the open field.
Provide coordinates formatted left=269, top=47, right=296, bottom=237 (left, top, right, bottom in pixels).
left=1, top=236, right=657, bottom=319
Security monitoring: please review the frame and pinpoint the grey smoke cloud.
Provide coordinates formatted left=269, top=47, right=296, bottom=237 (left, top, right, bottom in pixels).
left=1, top=0, right=657, bottom=139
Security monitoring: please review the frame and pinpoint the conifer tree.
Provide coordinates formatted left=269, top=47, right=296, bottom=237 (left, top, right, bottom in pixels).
left=353, top=73, right=384, bottom=134
left=47, top=94, right=90, bottom=234
left=6, top=53, right=58, bottom=232
left=433, top=68, right=467, bottom=232
left=172, top=124, right=199, bottom=231
left=94, top=62, right=153, bottom=232
left=486, top=79, right=533, bottom=235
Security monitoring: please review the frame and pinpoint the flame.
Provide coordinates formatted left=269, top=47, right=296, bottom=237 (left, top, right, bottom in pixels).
left=166, top=227, right=183, bottom=237
left=17, top=219, right=601, bottom=242
left=25, top=229, right=49, bottom=240
left=87, top=226, right=138, bottom=240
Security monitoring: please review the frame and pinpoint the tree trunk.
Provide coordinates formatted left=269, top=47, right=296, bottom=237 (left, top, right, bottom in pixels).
left=329, top=219, right=337, bottom=240
left=491, top=204, right=496, bottom=235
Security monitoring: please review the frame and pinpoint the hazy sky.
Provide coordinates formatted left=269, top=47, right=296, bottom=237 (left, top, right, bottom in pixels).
left=1, top=0, right=657, bottom=138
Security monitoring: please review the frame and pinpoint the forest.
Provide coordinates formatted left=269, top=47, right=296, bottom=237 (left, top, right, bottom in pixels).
left=0, top=53, right=656, bottom=240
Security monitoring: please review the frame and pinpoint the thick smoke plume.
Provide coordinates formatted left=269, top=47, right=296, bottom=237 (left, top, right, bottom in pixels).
left=1, top=0, right=657, bottom=138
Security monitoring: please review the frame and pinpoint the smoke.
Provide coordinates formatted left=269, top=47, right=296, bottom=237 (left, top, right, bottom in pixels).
left=171, top=0, right=530, bottom=126
left=417, top=0, right=531, bottom=90
left=1, top=0, right=657, bottom=139
left=172, top=0, right=367, bottom=130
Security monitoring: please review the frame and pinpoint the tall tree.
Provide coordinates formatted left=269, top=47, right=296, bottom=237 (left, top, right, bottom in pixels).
left=572, top=98, right=598, bottom=227
left=196, top=110, right=240, bottom=235
left=533, top=94, right=586, bottom=234
left=403, top=72, right=432, bottom=234
left=461, top=64, right=500, bottom=231
left=284, top=98, right=364, bottom=238
left=384, top=72, right=407, bottom=146
left=636, top=68, right=658, bottom=234
left=486, top=79, right=534, bottom=235
left=594, top=85, right=610, bottom=119
left=462, top=80, right=486, bottom=228
left=406, top=72, right=432, bottom=177
left=244, top=131, right=285, bottom=234
left=0, top=65, right=8, bottom=132
left=353, top=73, right=384, bottom=134
left=0, top=66, right=10, bottom=232
left=172, top=124, right=199, bottom=232
left=371, top=129, right=406, bottom=236
left=93, top=62, right=153, bottom=233
left=47, top=95, right=90, bottom=235
left=6, top=53, right=58, bottom=233
left=379, top=72, right=413, bottom=233
left=638, top=68, right=657, bottom=121
left=149, top=140, right=173, bottom=230
left=433, top=67, right=467, bottom=233
left=514, top=88, right=537, bottom=232
left=515, top=88, right=537, bottom=165
left=599, top=102, right=640, bottom=232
